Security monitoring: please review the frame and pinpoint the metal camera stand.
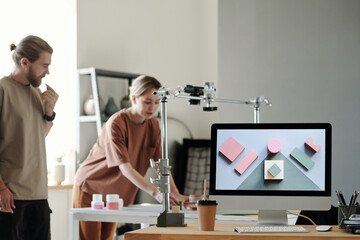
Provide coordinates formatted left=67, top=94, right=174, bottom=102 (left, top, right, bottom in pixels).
left=149, top=83, right=271, bottom=227
left=174, top=82, right=272, bottom=123
left=150, top=88, right=186, bottom=227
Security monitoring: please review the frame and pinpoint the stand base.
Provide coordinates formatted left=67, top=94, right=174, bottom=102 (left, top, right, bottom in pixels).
left=256, top=210, right=288, bottom=226
left=157, top=211, right=187, bottom=227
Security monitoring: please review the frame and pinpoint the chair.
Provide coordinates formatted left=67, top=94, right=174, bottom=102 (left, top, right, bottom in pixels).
left=174, top=139, right=211, bottom=196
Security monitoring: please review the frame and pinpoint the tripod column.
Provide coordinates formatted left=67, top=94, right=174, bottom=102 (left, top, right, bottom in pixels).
left=160, top=96, right=170, bottom=212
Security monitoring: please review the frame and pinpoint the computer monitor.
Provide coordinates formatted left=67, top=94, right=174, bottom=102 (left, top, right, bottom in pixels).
left=210, top=123, right=332, bottom=226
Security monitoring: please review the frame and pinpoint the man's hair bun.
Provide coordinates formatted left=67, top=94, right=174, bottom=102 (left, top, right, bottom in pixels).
left=10, top=44, right=16, bottom=51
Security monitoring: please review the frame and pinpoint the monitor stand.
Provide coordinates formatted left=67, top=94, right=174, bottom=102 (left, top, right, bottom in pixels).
left=256, top=210, right=288, bottom=226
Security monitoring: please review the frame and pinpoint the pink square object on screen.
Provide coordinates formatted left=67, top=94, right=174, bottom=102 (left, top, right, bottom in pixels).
left=219, top=136, right=244, bottom=162
left=235, top=150, right=258, bottom=174
left=305, top=137, right=322, bottom=152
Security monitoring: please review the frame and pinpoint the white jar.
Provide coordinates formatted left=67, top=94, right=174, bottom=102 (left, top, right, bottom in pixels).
left=106, top=194, right=119, bottom=210
left=91, top=194, right=104, bottom=210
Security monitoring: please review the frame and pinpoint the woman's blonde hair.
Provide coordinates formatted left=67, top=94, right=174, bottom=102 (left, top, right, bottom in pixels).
left=129, top=75, right=162, bottom=98
left=10, top=35, right=53, bottom=66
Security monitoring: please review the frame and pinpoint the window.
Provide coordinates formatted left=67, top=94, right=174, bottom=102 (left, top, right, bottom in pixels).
left=0, top=0, right=77, bottom=179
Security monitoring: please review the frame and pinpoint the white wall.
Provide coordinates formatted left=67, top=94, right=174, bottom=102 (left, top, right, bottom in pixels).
left=218, top=0, right=360, bottom=204
left=0, top=0, right=77, bottom=175
left=77, top=0, right=218, bottom=139
left=77, top=0, right=360, bottom=206
left=0, top=1, right=76, bottom=239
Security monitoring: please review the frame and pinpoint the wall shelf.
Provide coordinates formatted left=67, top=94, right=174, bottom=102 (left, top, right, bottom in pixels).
left=76, top=67, right=140, bottom=167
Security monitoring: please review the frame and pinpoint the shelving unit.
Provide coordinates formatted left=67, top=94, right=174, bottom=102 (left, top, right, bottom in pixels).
left=76, top=67, right=140, bottom=167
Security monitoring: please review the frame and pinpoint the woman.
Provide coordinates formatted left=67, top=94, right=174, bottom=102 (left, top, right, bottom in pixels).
left=73, top=75, right=188, bottom=240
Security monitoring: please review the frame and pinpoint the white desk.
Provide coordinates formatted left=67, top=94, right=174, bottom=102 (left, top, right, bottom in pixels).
left=70, top=205, right=298, bottom=240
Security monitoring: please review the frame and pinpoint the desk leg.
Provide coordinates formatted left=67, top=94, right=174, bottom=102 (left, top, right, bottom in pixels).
left=70, top=212, right=79, bottom=240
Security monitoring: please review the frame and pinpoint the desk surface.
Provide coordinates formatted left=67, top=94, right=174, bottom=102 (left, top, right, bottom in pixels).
left=70, top=205, right=264, bottom=224
left=70, top=206, right=298, bottom=240
left=124, top=223, right=357, bottom=240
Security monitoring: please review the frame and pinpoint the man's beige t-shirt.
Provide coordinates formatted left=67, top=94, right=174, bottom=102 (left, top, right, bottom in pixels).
left=0, top=77, right=48, bottom=200
left=75, top=109, right=162, bottom=206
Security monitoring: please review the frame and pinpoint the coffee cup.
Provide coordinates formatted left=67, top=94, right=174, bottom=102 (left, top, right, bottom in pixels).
left=196, top=200, right=218, bottom=231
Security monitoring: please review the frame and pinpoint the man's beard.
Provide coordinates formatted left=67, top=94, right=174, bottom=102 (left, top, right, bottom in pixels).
left=26, top=66, right=43, bottom=87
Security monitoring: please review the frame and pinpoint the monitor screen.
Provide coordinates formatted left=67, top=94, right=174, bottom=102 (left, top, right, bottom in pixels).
left=210, top=123, right=332, bottom=225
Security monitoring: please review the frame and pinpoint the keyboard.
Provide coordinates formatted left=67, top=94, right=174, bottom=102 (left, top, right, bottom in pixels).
left=234, top=225, right=308, bottom=233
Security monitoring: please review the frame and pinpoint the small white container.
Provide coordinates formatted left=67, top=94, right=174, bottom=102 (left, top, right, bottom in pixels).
left=118, top=198, right=124, bottom=208
left=106, top=194, right=120, bottom=210
left=52, top=157, right=65, bottom=185
left=91, top=194, right=104, bottom=210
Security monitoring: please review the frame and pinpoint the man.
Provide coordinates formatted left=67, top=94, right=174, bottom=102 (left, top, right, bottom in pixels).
left=0, top=35, right=59, bottom=239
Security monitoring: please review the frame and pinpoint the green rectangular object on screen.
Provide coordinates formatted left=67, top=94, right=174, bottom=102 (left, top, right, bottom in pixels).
left=290, top=147, right=314, bottom=170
